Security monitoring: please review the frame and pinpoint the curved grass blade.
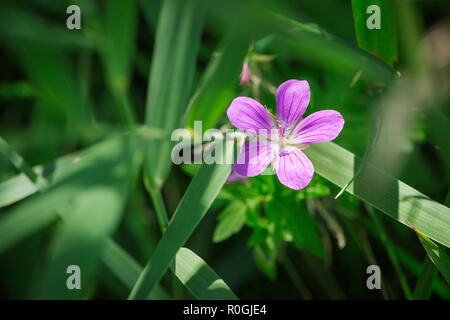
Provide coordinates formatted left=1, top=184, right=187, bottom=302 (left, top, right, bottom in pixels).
left=128, top=150, right=233, bottom=299
left=174, top=247, right=238, bottom=300
left=271, top=13, right=396, bottom=83
left=0, top=134, right=136, bottom=255
left=413, top=257, right=437, bottom=300
left=185, top=34, right=250, bottom=132
left=304, top=142, right=450, bottom=248
left=0, top=129, right=164, bottom=208
left=37, top=177, right=132, bottom=299
left=145, top=0, right=206, bottom=188
left=411, top=225, right=450, bottom=284
left=101, top=240, right=170, bottom=300
left=100, top=0, right=137, bottom=127
left=366, top=204, right=413, bottom=299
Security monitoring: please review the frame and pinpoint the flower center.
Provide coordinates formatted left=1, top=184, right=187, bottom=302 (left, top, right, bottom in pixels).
left=276, top=119, right=292, bottom=138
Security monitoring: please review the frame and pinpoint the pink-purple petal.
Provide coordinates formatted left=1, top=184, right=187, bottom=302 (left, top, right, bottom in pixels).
left=227, top=97, right=274, bottom=134
left=289, top=110, right=344, bottom=144
left=233, top=141, right=276, bottom=177
left=226, top=169, right=246, bottom=183
left=276, top=80, right=311, bottom=128
left=275, top=147, right=314, bottom=190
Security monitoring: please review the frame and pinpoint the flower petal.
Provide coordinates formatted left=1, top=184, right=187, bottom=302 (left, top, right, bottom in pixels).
left=276, top=80, right=311, bottom=128
left=227, top=97, right=274, bottom=134
left=289, top=110, right=344, bottom=144
left=226, top=169, right=246, bottom=183
left=233, top=140, right=277, bottom=177
left=275, top=147, right=314, bottom=190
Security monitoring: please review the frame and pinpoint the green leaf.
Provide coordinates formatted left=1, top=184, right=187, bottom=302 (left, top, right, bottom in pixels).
left=0, top=135, right=136, bottom=256
left=0, top=5, right=94, bottom=49
left=303, top=142, right=450, bottom=248
left=128, top=149, right=233, bottom=299
left=102, top=0, right=137, bottom=92
left=0, top=134, right=137, bottom=208
left=103, top=240, right=237, bottom=300
left=100, top=240, right=170, bottom=300
left=253, top=244, right=277, bottom=281
left=174, top=247, right=238, bottom=300
left=413, top=257, right=437, bottom=300
left=185, top=35, right=250, bottom=131
left=268, top=199, right=324, bottom=258
left=37, top=175, right=132, bottom=299
left=13, top=44, right=87, bottom=126
left=366, top=204, right=413, bottom=299
left=272, top=13, right=396, bottom=82
left=145, top=0, right=206, bottom=188
left=413, top=227, right=450, bottom=284
left=213, top=201, right=247, bottom=243
left=351, top=0, right=397, bottom=66
left=99, top=0, right=137, bottom=126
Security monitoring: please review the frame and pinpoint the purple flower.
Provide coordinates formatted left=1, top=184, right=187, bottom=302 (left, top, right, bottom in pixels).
left=239, top=61, right=251, bottom=86
left=226, top=170, right=246, bottom=183
left=226, top=79, right=344, bottom=190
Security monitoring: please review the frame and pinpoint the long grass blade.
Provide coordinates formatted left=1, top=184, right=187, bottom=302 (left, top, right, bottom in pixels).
left=128, top=148, right=233, bottom=299
left=304, top=142, right=450, bottom=248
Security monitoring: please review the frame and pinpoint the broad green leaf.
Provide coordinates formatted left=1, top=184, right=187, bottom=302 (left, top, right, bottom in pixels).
left=213, top=201, right=247, bottom=243
left=145, top=0, right=206, bottom=188
left=304, top=142, right=450, bottom=248
left=174, top=247, right=238, bottom=300
left=413, top=227, right=450, bottom=284
left=351, top=0, right=397, bottom=66
left=128, top=148, right=233, bottom=299
left=413, top=257, right=437, bottom=300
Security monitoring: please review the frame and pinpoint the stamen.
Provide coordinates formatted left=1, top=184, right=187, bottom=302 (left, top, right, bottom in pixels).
left=276, top=119, right=291, bottom=138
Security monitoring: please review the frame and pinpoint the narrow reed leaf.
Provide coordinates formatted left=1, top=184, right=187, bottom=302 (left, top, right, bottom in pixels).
left=0, top=135, right=136, bottom=255
left=129, top=150, right=233, bottom=299
left=412, top=226, right=450, bottom=284
left=413, top=257, right=437, bottom=300
left=304, top=142, right=450, bottom=248
left=174, top=247, right=238, bottom=300
left=351, top=0, right=397, bottom=66
left=185, top=35, right=250, bottom=131
left=145, top=0, right=206, bottom=188
left=101, top=240, right=171, bottom=300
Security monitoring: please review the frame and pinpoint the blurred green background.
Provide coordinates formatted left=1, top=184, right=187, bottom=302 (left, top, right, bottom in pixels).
left=0, top=0, right=449, bottom=299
